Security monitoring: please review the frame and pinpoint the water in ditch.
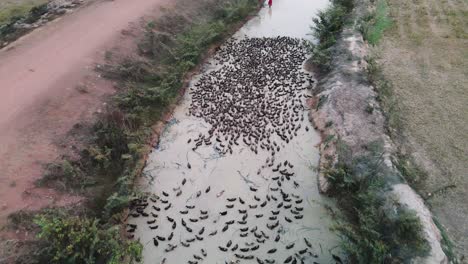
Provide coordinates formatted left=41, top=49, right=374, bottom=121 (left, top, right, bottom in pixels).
left=129, top=0, right=343, bottom=263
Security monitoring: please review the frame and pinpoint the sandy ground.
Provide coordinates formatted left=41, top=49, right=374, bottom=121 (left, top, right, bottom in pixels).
left=0, top=0, right=171, bottom=228
left=378, top=0, right=468, bottom=258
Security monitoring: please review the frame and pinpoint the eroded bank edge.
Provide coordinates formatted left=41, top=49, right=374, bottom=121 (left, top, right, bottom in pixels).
left=308, top=0, right=448, bottom=263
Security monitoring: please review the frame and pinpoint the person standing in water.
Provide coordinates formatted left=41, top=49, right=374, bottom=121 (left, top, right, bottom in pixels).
left=268, top=0, right=272, bottom=7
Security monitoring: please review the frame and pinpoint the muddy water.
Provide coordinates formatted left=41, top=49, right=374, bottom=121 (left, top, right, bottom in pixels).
left=131, top=1, right=341, bottom=264
left=236, top=0, right=329, bottom=39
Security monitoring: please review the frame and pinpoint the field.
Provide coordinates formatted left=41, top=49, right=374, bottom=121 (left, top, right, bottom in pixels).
left=376, top=0, right=468, bottom=258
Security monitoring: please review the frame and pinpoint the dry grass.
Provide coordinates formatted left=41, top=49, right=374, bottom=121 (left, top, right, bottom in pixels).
left=375, top=0, right=468, bottom=259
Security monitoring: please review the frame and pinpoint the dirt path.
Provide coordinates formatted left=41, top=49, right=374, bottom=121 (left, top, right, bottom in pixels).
left=0, top=0, right=171, bottom=227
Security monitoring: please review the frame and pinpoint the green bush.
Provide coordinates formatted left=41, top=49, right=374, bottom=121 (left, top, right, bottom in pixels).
left=91, top=112, right=131, bottom=172
left=24, top=3, right=48, bottom=23
left=0, top=1, right=47, bottom=25
left=310, top=0, right=353, bottom=71
left=37, top=160, right=95, bottom=192
left=327, top=147, right=429, bottom=262
left=34, top=214, right=142, bottom=264
left=360, top=0, right=392, bottom=45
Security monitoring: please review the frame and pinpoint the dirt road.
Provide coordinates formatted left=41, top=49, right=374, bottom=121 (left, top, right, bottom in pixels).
left=0, top=0, right=170, bottom=226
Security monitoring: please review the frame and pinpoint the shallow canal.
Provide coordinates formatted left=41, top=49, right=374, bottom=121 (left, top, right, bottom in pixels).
left=130, top=0, right=342, bottom=263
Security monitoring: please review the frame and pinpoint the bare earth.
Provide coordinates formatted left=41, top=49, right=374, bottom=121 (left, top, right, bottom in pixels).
left=378, top=0, right=468, bottom=258
left=0, top=0, right=170, bottom=228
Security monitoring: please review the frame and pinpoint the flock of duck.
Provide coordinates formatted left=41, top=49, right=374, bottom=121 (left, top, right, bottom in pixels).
left=128, top=37, right=342, bottom=264
left=188, top=37, right=314, bottom=160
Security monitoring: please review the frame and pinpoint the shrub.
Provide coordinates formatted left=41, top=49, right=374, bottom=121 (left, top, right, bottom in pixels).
left=24, top=4, right=48, bottom=23
left=359, top=0, right=392, bottom=45
left=310, top=0, right=354, bottom=71
left=327, top=146, right=429, bottom=262
left=34, top=214, right=142, bottom=264
left=37, top=160, right=93, bottom=191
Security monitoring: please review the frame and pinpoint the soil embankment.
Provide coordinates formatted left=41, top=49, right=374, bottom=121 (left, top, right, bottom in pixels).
left=0, top=0, right=170, bottom=227
left=308, top=0, right=448, bottom=262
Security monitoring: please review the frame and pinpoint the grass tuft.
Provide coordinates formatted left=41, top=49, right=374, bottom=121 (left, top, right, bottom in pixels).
left=366, top=55, right=403, bottom=135
left=36, top=160, right=93, bottom=192
left=0, top=1, right=47, bottom=25
left=433, top=217, right=459, bottom=264
left=360, top=0, right=392, bottom=45
left=394, top=154, right=427, bottom=188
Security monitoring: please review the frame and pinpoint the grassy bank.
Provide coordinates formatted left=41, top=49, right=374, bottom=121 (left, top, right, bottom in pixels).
left=0, top=0, right=50, bottom=46
left=0, top=1, right=46, bottom=23
left=326, top=142, right=429, bottom=262
left=9, top=0, right=260, bottom=263
left=310, top=0, right=431, bottom=262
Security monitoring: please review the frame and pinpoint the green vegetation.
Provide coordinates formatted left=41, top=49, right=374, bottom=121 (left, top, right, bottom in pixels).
left=114, top=21, right=227, bottom=118
left=310, top=0, right=354, bottom=71
left=37, top=160, right=92, bottom=192
left=23, top=0, right=260, bottom=263
left=327, top=143, right=429, bottom=263
left=359, top=0, right=392, bottom=45
left=34, top=215, right=143, bottom=264
left=366, top=55, right=403, bottom=136
left=0, top=1, right=49, bottom=46
left=315, top=94, right=328, bottom=109
left=8, top=208, right=142, bottom=264
left=433, top=217, right=458, bottom=264
left=34, top=212, right=142, bottom=264
left=0, top=1, right=47, bottom=25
